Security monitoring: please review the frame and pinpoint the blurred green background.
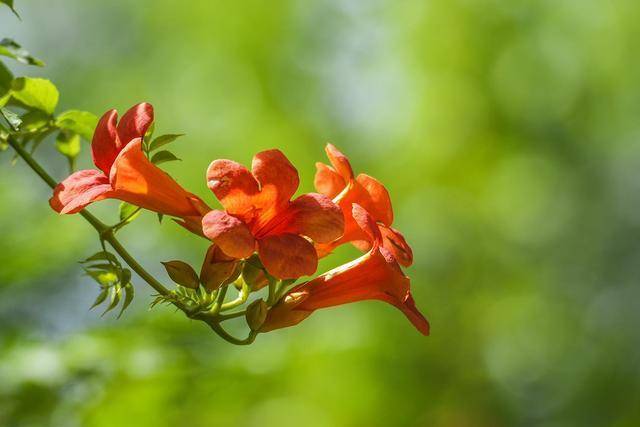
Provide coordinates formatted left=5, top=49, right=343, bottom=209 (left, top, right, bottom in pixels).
left=2, top=0, right=640, bottom=425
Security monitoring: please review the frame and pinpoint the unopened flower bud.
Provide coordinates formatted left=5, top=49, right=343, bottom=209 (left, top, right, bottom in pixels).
left=161, top=260, right=199, bottom=289
left=245, top=299, right=268, bottom=331
left=242, top=255, right=269, bottom=291
left=200, top=245, right=241, bottom=291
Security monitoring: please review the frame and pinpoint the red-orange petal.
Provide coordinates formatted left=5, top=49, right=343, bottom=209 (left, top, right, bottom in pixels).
left=380, top=225, right=413, bottom=267
left=109, top=139, right=206, bottom=217
left=206, top=159, right=259, bottom=219
left=50, top=169, right=113, bottom=214
left=352, top=203, right=382, bottom=248
left=325, top=143, right=354, bottom=182
left=314, top=162, right=346, bottom=199
left=91, top=109, right=120, bottom=175
left=116, top=102, right=154, bottom=147
left=200, top=244, right=241, bottom=291
left=251, top=149, right=299, bottom=208
left=278, top=193, right=344, bottom=243
left=355, top=174, right=393, bottom=226
left=258, top=233, right=318, bottom=279
left=202, top=210, right=255, bottom=259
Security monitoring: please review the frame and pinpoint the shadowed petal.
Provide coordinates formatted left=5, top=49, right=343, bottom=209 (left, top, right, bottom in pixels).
left=252, top=149, right=299, bottom=208
left=50, top=169, right=113, bottom=214
left=109, top=139, right=206, bottom=217
left=117, top=102, right=154, bottom=147
left=314, top=162, right=346, bottom=199
left=91, top=109, right=120, bottom=175
left=258, top=233, right=317, bottom=279
left=277, top=193, right=344, bottom=243
left=207, top=159, right=260, bottom=219
left=202, top=210, right=255, bottom=259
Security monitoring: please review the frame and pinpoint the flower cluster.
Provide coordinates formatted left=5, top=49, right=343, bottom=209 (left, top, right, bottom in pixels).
left=51, top=103, right=429, bottom=336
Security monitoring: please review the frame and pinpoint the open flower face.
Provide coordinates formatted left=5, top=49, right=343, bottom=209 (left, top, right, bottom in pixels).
left=50, top=103, right=208, bottom=217
left=201, top=149, right=344, bottom=279
left=314, top=143, right=413, bottom=267
left=261, top=204, right=429, bottom=335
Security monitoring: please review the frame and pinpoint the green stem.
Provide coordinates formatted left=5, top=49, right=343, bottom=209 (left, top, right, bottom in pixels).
left=6, top=133, right=259, bottom=344
left=221, top=280, right=249, bottom=311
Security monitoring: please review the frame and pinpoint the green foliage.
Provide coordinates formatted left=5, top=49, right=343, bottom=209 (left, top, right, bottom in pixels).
left=55, top=110, right=98, bottom=141
left=0, top=38, right=44, bottom=66
left=55, top=131, right=80, bottom=168
left=147, top=133, right=184, bottom=152
left=118, top=202, right=141, bottom=224
left=10, top=77, right=58, bottom=115
left=150, top=150, right=180, bottom=165
left=0, top=0, right=19, bottom=18
left=81, top=250, right=135, bottom=318
left=0, top=106, right=21, bottom=130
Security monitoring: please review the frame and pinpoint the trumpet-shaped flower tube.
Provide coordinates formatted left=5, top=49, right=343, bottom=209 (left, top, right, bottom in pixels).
left=202, top=149, right=344, bottom=279
left=314, top=143, right=413, bottom=266
left=50, top=103, right=208, bottom=217
left=261, top=204, right=429, bottom=335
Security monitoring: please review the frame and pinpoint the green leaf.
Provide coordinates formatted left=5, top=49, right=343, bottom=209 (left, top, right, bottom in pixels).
left=118, top=202, right=141, bottom=224
left=0, top=61, right=12, bottom=104
left=0, top=0, right=20, bottom=19
left=1, top=107, right=21, bottom=130
left=120, top=268, right=132, bottom=285
left=20, top=110, right=49, bottom=133
left=148, top=133, right=184, bottom=152
left=82, top=251, right=120, bottom=266
left=102, top=286, right=122, bottom=316
left=150, top=150, right=180, bottom=165
left=90, top=288, right=109, bottom=309
left=10, top=77, right=59, bottom=115
left=0, top=39, right=43, bottom=66
left=144, top=122, right=155, bottom=144
left=55, top=110, right=97, bottom=141
left=55, top=131, right=80, bottom=168
left=117, top=283, right=135, bottom=319
left=85, top=269, right=119, bottom=287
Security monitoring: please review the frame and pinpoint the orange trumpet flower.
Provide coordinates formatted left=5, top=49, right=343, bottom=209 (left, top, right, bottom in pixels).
left=50, top=103, right=208, bottom=217
left=201, top=149, right=344, bottom=279
left=261, top=204, right=429, bottom=335
left=314, top=143, right=413, bottom=266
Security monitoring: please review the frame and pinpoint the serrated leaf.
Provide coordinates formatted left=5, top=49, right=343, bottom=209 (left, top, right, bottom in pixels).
left=0, top=0, right=19, bottom=18
left=151, top=150, right=180, bottom=165
left=1, top=107, right=21, bottom=130
left=55, top=110, right=97, bottom=141
left=0, top=38, right=43, bottom=66
left=90, top=288, right=109, bottom=309
left=82, top=251, right=120, bottom=266
left=117, top=283, right=135, bottom=319
left=10, top=77, right=58, bottom=115
left=118, top=202, right=141, bottom=224
left=55, top=131, right=80, bottom=169
left=102, top=286, right=122, bottom=316
left=148, top=134, right=184, bottom=152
